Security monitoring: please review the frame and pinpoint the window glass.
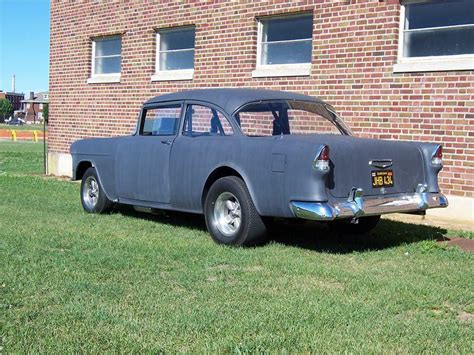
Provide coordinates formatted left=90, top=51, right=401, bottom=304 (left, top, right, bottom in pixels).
left=183, top=105, right=234, bottom=137
left=260, top=14, right=313, bottom=65
left=235, top=101, right=347, bottom=137
left=141, top=105, right=181, bottom=136
left=93, top=37, right=121, bottom=74
left=261, top=41, right=312, bottom=65
left=403, top=0, right=474, bottom=58
left=262, top=15, right=313, bottom=42
left=159, top=51, right=195, bottom=71
left=405, top=0, right=473, bottom=29
left=158, top=27, right=195, bottom=71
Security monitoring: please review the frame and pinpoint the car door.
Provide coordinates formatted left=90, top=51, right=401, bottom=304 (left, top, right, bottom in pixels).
left=116, top=102, right=183, bottom=204
left=169, top=102, right=238, bottom=212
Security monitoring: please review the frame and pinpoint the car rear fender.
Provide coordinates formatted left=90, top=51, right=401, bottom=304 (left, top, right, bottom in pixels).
left=202, top=164, right=262, bottom=215
left=416, top=142, right=443, bottom=193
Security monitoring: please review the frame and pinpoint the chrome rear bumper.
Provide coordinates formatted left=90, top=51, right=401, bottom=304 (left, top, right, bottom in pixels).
left=290, top=186, right=448, bottom=221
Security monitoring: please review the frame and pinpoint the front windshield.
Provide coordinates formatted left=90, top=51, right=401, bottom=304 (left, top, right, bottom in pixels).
left=234, top=100, right=352, bottom=137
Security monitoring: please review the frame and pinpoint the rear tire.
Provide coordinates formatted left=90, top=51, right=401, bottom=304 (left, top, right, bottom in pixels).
left=204, top=176, right=267, bottom=246
left=80, top=167, right=113, bottom=214
left=329, top=215, right=381, bottom=234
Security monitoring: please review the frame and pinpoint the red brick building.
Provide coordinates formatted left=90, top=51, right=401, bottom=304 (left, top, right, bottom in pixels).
left=0, top=91, right=25, bottom=112
left=21, top=92, right=49, bottom=123
left=49, top=0, right=474, bottom=221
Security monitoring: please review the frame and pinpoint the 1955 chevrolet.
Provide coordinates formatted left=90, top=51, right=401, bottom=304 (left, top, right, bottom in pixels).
left=71, top=89, right=448, bottom=246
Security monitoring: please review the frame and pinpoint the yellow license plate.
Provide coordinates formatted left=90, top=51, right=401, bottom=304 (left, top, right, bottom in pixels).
left=371, top=170, right=394, bottom=188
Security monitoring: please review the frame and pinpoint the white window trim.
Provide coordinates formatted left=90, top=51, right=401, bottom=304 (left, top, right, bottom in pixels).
left=394, top=3, right=474, bottom=73
left=151, top=69, right=194, bottom=81
left=253, top=14, right=312, bottom=78
left=88, top=37, right=121, bottom=84
left=152, top=28, right=195, bottom=81
left=252, top=63, right=311, bottom=78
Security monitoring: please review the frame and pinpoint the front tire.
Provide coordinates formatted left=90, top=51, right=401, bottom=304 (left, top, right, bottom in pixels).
left=204, top=176, right=267, bottom=246
left=80, top=167, right=113, bottom=214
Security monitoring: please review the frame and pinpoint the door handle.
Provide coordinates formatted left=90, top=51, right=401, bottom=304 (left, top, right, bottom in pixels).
left=161, top=140, right=172, bottom=145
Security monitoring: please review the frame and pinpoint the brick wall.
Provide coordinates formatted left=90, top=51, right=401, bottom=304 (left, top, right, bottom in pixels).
left=49, top=0, right=474, bottom=198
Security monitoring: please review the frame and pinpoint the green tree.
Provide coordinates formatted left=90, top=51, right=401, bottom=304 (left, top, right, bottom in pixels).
left=0, top=98, right=14, bottom=121
left=43, top=103, right=49, bottom=123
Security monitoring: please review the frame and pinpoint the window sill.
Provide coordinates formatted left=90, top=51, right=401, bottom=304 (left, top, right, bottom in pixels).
left=151, top=69, right=194, bottom=81
left=252, top=64, right=311, bottom=78
left=87, top=74, right=121, bottom=84
left=393, top=56, right=474, bottom=73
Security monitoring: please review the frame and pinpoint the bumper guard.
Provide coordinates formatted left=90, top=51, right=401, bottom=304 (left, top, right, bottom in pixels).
left=290, top=184, right=448, bottom=221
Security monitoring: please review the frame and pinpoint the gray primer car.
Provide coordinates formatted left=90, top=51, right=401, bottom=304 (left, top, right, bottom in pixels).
left=71, top=88, right=448, bottom=245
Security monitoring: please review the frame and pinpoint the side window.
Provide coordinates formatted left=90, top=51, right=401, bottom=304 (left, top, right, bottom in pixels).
left=182, top=105, right=234, bottom=137
left=141, top=105, right=181, bottom=136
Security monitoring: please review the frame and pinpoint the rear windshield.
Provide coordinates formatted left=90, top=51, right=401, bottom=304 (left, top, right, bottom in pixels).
left=234, top=100, right=352, bottom=137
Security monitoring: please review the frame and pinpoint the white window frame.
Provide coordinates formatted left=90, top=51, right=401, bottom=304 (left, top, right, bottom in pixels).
left=394, top=1, right=474, bottom=73
left=87, top=36, right=121, bottom=84
left=252, top=13, right=312, bottom=78
left=151, top=26, right=195, bottom=82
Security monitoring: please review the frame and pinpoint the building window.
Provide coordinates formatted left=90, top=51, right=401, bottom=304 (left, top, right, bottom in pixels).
left=88, top=36, right=121, bottom=83
left=253, top=13, right=313, bottom=78
left=394, top=0, right=474, bottom=73
left=152, top=27, right=195, bottom=81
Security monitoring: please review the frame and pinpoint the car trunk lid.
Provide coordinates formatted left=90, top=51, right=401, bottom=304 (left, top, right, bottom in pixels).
left=327, top=136, right=425, bottom=198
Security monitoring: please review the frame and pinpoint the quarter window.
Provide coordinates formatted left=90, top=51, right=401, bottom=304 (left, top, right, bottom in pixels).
left=258, top=14, right=313, bottom=65
left=92, top=36, right=121, bottom=75
left=401, top=0, right=474, bottom=58
left=157, top=27, right=195, bottom=71
left=141, top=105, right=181, bottom=136
left=183, top=105, right=234, bottom=137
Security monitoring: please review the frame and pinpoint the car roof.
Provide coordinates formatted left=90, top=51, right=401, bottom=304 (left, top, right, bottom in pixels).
left=144, top=88, right=326, bottom=114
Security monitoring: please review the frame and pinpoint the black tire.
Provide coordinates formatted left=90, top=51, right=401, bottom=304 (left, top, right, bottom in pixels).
left=329, top=215, right=381, bottom=234
left=204, top=176, right=267, bottom=246
left=80, top=167, right=113, bottom=214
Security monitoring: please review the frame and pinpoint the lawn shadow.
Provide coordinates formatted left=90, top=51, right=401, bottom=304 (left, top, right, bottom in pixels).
left=113, top=206, right=448, bottom=253
left=269, top=218, right=448, bottom=253
left=114, top=205, right=207, bottom=231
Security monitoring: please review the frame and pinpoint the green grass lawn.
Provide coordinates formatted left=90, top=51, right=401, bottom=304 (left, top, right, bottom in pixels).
left=1, top=141, right=473, bottom=352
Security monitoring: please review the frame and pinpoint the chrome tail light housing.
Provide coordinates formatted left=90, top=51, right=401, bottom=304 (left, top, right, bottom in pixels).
left=313, top=145, right=330, bottom=171
left=431, top=145, right=443, bottom=166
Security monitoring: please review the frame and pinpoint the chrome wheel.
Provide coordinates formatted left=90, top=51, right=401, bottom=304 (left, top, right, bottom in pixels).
left=83, top=176, right=99, bottom=210
left=213, top=192, right=241, bottom=236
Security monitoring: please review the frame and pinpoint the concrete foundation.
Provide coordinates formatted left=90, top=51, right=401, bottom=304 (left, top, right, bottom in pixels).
left=47, top=151, right=72, bottom=177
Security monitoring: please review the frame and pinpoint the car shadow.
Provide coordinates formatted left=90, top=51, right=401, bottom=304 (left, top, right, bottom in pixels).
left=113, top=206, right=447, bottom=254
left=268, top=219, right=448, bottom=254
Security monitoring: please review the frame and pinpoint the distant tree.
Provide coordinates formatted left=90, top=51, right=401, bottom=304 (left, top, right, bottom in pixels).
left=0, top=98, right=14, bottom=121
left=43, top=103, right=49, bottom=123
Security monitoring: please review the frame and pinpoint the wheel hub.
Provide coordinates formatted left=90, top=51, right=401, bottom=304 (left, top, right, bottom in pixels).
left=214, top=192, right=241, bottom=236
left=83, top=176, right=99, bottom=209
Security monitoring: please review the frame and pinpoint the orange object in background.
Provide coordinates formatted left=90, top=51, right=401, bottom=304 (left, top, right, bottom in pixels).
left=0, top=129, right=47, bottom=141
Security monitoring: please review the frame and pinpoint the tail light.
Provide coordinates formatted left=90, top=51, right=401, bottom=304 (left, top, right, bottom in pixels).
left=313, top=145, right=330, bottom=171
left=431, top=145, right=443, bottom=166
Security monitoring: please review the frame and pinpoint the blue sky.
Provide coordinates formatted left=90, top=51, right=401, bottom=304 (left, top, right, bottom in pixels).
left=0, top=0, right=50, bottom=94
